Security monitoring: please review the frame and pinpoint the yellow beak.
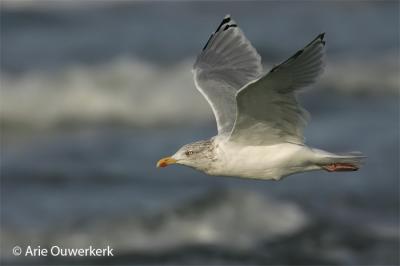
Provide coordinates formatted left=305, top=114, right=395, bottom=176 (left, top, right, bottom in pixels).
left=156, top=157, right=177, bottom=168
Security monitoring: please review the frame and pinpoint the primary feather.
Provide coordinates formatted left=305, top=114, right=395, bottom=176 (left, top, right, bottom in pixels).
left=193, top=15, right=262, bottom=135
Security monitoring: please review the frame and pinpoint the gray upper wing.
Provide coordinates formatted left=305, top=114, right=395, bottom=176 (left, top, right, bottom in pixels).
left=193, top=15, right=263, bottom=135
left=229, top=33, right=326, bottom=145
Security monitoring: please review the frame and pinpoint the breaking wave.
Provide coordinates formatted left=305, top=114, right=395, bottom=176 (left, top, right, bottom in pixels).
left=1, top=189, right=309, bottom=258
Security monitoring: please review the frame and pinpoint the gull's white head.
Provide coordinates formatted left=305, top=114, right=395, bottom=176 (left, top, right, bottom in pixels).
left=157, top=140, right=215, bottom=171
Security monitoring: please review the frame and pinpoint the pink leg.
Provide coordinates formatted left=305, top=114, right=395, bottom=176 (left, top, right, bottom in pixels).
left=322, top=163, right=359, bottom=172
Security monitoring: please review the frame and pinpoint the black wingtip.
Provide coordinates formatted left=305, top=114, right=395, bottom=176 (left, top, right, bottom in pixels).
left=223, top=24, right=237, bottom=31
left=318, top=32, right=326, bottom=40
left=202, top=15, right=235, bottom=51
left=202, top=33, right=214, bottom=51
left=318, top=32, right=326, bottom=46
left=305, top=32, right=326, bottom=48
left=216, top=16, right=232, bottom=32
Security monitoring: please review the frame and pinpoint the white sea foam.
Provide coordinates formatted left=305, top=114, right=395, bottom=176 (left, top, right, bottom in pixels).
left=1, top=58, right=210, bottom=129
left=1, top=55, right=398, bottom=130
left=0, top=189, right=309, bottom=258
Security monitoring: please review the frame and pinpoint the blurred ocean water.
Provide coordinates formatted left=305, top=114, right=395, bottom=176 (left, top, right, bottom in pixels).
left=1, top=1, right=399, bottom=130
left=1, top=1, right=399, bottom=265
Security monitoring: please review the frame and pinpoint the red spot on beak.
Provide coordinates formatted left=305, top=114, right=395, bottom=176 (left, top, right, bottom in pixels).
left=157, top=157, right=177, bottom=168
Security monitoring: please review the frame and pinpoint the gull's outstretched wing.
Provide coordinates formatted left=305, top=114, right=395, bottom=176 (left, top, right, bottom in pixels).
left=229, top=33, right=326, bottom=145
left=193, top=15, right=263, bottom=135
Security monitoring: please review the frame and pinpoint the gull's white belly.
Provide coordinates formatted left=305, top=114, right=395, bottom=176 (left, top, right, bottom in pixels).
left=210, top=142, right=318, bottom=180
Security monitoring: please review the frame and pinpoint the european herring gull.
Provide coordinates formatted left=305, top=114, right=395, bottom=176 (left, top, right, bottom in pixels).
left=157, top=15, right=364, bottom=180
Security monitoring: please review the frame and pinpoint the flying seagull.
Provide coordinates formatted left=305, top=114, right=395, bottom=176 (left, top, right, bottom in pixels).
left=157, top=15, right=364, bottom=180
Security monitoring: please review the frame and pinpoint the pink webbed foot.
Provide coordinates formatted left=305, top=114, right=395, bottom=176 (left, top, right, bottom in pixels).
left=322, top=163, right=359, bottom=172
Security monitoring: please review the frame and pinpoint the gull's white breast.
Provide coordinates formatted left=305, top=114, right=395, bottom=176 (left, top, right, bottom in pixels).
left=209, top=139, right=319, bottom=180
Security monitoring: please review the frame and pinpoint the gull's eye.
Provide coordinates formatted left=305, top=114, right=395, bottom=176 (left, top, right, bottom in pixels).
left=185, top=150, right=194, bottom=156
